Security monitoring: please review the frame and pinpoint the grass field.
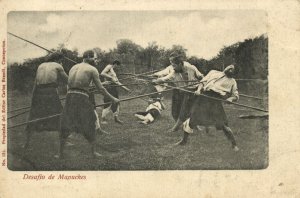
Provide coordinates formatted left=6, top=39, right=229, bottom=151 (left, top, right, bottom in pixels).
left=7, top=90, right=268, bottom=170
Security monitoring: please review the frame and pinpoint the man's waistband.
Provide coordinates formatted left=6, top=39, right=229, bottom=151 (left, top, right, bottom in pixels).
left=67, top=88, right=89, bottom=97
left=36, top=83, right=58, bottom=88
left=204, top=90, right=226, bottom=99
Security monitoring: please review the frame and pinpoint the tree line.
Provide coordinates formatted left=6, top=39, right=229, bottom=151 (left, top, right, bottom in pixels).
left=8, top=34, right=267, bottom=93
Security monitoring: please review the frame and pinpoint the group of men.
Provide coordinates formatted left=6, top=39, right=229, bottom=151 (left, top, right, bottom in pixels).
left=24, top=50, right=127, bottom=158
left=150, top=53, right=239, bottom=151
left=23, top=50, right=239, bottom=159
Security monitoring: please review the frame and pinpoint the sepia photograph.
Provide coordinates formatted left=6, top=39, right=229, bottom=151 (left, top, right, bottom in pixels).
left=7, top=10, right=268, bottom=171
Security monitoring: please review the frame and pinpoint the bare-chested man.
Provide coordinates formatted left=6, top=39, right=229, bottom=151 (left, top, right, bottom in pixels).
left=100, top=60, right=130, bottom=124
left=23, top=52, right=68, bottom=149
left=58, top=50, right=119, bottom=158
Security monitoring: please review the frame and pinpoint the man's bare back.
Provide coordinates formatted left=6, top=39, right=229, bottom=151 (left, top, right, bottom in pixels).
left=57, top=50, right=120, bottom=159
left=68, top=62, right=99, bottom=91
left=36, top=62, right=67, bottom=85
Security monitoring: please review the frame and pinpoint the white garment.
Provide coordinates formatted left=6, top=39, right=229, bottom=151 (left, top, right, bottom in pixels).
left=183, top=118, right=194, bottom=134
left=101, top=104, right=120, bottom=118
left=146, top=101, right=162, bottom=113
left=94, top=110, right=100, bottom=129
left=144, top=113, right=154, bottom=122
left=154, top=62, right=203, bottom=88
left=154, top=84, right=167, bottom=92
left=201, top=70, right=239, bottom=100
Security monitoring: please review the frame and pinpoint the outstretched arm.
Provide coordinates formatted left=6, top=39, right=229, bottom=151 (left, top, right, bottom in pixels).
left=194, top=82, right=204, bottom=95
left=103, top=66, right=131, bottom=92
left=151, top=66, right=171, bottom=77
left=152, top=67, right=175, bottom=84
left=92, top=69, right=119, bottom=103
left=226, top=82, right=239, bottom=102
left=193, top=65, right=204, bottom=79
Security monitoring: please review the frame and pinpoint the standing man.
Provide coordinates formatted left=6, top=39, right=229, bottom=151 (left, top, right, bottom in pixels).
left=151, top=53, right=204, bottom=132
left=176, top=65, right=239, bottom=151
left=23, top=52, right=68, bottom=149
left=58, top=50, right=119, bottom=158
left=100, top=60, right=130, bottom=124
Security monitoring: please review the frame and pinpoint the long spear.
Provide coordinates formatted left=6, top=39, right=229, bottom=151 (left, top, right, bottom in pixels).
left=123, top=72, right=265, bottom=100
left=164, top=84, right=268, bottom=112
left=8, top=87, right=96, bottom=115
left=100, top=80, right=197, bottom=87
left=7, top=32, right=160, bottom=116
left=8, top=97, right=66, bottom=114
left=7, top=86, right=104, bottom=116
left=8, top=83, right=198, bottom=129
left=119, top=70, right=158, bottom=76
left=8, top=75, right=264, bottom=115
left=239, top=94, right=263, bottom=100
left=8, top=110, right=31, bottom=119
left=118, top=70, right=159, bottom=81
left=136, top=77, right=268, bottom=113
left=236, top=79, right=267, bottom=81
left=8, top=84, right=262, bottom=115
left=8, top=80, right=150, bottom=115
left=8, top=32, right=78, bottom=64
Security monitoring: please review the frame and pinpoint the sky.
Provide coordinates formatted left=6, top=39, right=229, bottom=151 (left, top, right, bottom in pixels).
left=7, top=11, right=267, bottom=63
